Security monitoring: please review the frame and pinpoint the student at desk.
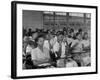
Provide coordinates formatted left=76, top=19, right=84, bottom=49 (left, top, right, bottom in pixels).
left=81, top=32, right=91, bottom=66
left=31, top=35, right=51, bottom=67
left=71, top=32, right=83, bottom=52
left=52, top=31, right=66, bottom=59
left=82, top=32, right=90, bottom=52
left=71, top=32, right=83, bottom=66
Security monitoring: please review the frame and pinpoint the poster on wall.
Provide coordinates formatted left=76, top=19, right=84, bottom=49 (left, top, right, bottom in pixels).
left=11, top=1, right=98, bottom=79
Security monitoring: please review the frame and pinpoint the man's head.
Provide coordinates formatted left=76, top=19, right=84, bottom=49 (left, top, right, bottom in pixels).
left=78, top=28, right=82, bottom=34
left=69, top=28, right=74, bottom=37
left=45, top=33, right=50, bottom=40
left=83, top=32, right=88, bottom=40
left=57, top=31, right=64, bottom=42
left=76, top=32, right=82, bottom=40
left=36, top=35, right=45, bottom=47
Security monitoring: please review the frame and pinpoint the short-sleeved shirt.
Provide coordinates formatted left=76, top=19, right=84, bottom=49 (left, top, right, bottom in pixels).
left=53, top=41, right=66, bottom=58
left=72, top=40, right=83, bottom=52
left=81, top=40, right=90, bottom=47
left=31, top=47, right=50, bottom=61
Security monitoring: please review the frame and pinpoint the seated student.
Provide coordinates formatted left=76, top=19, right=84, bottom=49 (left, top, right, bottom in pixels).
left=31, top=35, right=51, bottom=67
left=78, top=28, right=83, bottom=37
left=48, top=32, right=58, bottom=63
left=52, top=31, right=66, bottom=59
left=80, top=32, right=91, bottom=66
left=67, top=28, right=75, bottom=46
left=43, top=33, right=50, bottom=51
left=71, top=32, right=83, bottom=52
left=24, top=41, right=37, bottom=69
left=51, top=32, right=68, bottom=68
left=26, top=41, right=36, bottom=54
left=70, top=32, right=83, bottom=66
left=50, top=32, right=57, bottom=47
left=82, top=32, right=90, bottom=51
left=23, top=34, right=30, bottom=42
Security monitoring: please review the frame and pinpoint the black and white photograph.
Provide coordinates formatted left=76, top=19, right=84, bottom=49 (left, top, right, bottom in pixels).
left=22, top=10, right=91, bottom=69
left=11, top=1, right=97, bottom=79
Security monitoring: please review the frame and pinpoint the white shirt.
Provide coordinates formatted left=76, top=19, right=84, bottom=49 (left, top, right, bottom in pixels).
left=53, top=41, right=60, bottom=52
left=72, top=40, right=83, bottom=52
left=43, top=40, right=50, bottom=51
left=81, top=39, right=90, bottom=47
left=53, top=41, right=66, bottom=58
left=61, top=42, right=66, bottom=58
left=50, top=37, right=57, bottom=47
left=26, top=45, right=33, bottom=54
left=31, top=47, right=50, bottom=61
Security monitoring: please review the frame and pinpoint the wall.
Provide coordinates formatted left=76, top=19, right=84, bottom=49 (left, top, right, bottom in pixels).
left=23, top=10, right=90, bottom=32
left=23, top=10, right=43, bottom=31
left=0, top=0, right=99, bottom=80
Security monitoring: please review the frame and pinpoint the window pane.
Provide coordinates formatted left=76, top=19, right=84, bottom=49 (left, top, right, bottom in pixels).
left=43, top=11, right=53, bottom=15
left=55, top=12, right=66, bottom=16
left=69, top=12, right=84, bottom=17
left=86, top=13, right=91, bottom=18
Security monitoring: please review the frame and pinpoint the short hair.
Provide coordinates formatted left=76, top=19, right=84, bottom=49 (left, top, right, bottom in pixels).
left=76, top=32, right=80, bottom=37
left=83, top=32, right=88, bottom=39
left=28, top=28, right=32, bottom=31
left=78, top=28, right=82, bottom=32
left=28, top=40, right=35, bottom=46
left=57, top=31, right=64, bottom=36
left=35, top=34, right=45, bottom=43
left=70, top=28, right=74, bottom=33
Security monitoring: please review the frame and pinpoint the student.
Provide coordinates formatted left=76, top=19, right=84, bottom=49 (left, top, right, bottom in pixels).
left=80, top=32, right=91, bottom=66
left=53, top=32, right=66, bottom=58
left=50, top=32, right=57, bottom=50
left=43, top=33, right=50, bottom=51
left=31, top=35, right=51, bottom=66
left=29, top=32, right=38, bottom=47
left=26, top=41, right=36, bottom=54
left=71, top=32, right=83, bottom=52
left=71, top=32, right=83, bottom=66
left=82, top=32, right=90, bottom=50
left=25, top=40, right=37, bottom=69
